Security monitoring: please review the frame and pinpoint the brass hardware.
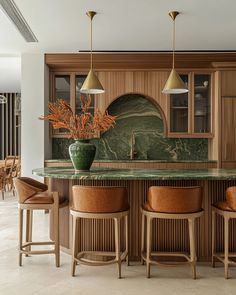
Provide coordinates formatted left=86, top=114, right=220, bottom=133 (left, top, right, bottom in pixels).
left=168, top=11, right=179, bottom=21
left=128, top=131, right=137, bottom=160
left=86, top=11, right=96, bottom=20
left=162, top=11, right=188, bottom=94
left=81, top=11, right=105, bottom=94
left=128, top=130, right=159, bottom=160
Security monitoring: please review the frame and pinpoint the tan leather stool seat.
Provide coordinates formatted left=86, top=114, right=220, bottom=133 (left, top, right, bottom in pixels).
left=70, top=186, right=129, bottom=278
left=144, top=186, right=202, bottom=213
left=213, top=201, right=233, bottom=212
left=212, top=187, right=236, bottom=212
left=72, top=186, right=129, bottom=213
left=14, top=177, right=48, bottom=203
left=14, top=177, right=61, bottom=267
left=14, top=177, right=65, bottom=205
left=212, top=186, right=236, bottom=279
left=24, top=192, right=65, bottom=204
left=141, top=186, right=203, bottom=279
left=226, top=187, right=236, bottom=211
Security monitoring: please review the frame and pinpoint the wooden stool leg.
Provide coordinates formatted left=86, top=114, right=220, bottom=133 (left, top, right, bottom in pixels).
left=188, top=218, right=196, bottom=279
left=141, top=212, right=145, bottom=265
left=54, top=195, right=60, bottom=267
left=115, top=217, right=121, bottom=279
left=211, top=209, right=216, bottom=268
left=125, top=215, right=129, bottom=266
left=71, top=216, right=78, bottom=276
left=18, top=208, right=23, bottom=266
left=25, top=210, right=33, bottom=256
left=146, top=216, right=152, bottom=278
left=224, top=216, right=229, bottom=279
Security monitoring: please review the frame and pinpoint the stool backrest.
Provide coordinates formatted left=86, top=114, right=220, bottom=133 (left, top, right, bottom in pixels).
left=72, top=186, right=129, bottom=213
left=226, top=186, right=236, bottom=211
left=148, top=186, right=202, bottom=213
left=0, top=168, right=5, bottom=191
left=14, top=177, right=48, bottom=203
left=4, top=155, right=16, bottom=175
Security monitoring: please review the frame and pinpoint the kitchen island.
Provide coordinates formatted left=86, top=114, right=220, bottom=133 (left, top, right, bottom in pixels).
left=33, top=167, right=236, bottom=261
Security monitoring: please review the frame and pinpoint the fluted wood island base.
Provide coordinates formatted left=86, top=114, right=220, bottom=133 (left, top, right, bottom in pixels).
left=33, top=168, right=236, bottom=262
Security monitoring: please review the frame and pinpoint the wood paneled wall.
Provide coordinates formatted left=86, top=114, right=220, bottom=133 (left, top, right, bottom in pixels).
left=0, top=93, right=21, bottom=159
left=221, top=71, right=236, bottom=96
left=220, top=70, right=236, bottom=168
left=96, top=71, right=169, bottom=116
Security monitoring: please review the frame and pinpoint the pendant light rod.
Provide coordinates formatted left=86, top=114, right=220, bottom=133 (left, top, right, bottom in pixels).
left=162, top=11, right=188, bottom=94
left=86, top=11, right=96, bottom=70
left=168, top=11, right=179, bottom=69
left=80, top=11, right=105, bottom=94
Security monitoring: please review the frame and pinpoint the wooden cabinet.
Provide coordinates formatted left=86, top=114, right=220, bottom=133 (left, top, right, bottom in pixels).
left=168, top=72, right=213, bottom=138
left=221, top=71, right=236, bottom=96
left=221, top=97, right=236, bottom=167
left=50, top=73, right=96, bottom=137
left=49, top=70, right=214, bottom=139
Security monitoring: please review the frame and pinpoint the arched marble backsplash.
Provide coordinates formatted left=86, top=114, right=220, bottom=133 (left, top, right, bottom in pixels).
left=52, top=94, right=208, bottom=161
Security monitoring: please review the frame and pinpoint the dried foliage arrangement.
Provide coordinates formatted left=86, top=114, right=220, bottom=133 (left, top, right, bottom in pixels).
left=40, top=95, right=116, bottom=140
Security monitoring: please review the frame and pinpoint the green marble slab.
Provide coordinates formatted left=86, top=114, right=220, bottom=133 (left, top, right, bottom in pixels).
left=45, top=159, right=217, bottom=163
left=52, top=94, right=208, bottom=161
left=33, top=167, right=236, bottom=180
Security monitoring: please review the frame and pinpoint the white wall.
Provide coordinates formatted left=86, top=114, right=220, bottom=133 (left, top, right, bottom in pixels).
left=0, top=56, right=21, bottom=92
left=21, top=53, right=51, bottom=179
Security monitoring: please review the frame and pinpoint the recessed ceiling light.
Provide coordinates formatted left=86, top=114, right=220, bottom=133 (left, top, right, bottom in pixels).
left=0, top=0, right=38, bottom=42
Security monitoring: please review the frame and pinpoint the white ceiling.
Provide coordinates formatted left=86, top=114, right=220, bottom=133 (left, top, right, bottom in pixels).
left=0, top=0, right=236, bottom=92
left=0, top=0, right=236, bottom=54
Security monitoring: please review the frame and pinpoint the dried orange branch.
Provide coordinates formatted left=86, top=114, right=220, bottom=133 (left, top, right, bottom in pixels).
left=40, top=96, right=116, bottom=140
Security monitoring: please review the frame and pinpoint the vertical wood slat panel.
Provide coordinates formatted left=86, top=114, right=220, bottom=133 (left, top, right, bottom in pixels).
left=0, top=93, right=20, bottom=159
left=52, top=178, right=236, bottom=262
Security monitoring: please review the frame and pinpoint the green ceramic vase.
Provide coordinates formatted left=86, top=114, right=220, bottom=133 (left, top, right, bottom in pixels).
left=69, top=139, right=96, bottom=171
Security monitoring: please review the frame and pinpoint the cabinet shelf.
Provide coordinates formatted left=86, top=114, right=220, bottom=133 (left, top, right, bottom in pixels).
left=168, top=72, right=212, bottom=137
left=171, top=106, right=188, bottom=109
left=195, top=86, right=209, bottom=92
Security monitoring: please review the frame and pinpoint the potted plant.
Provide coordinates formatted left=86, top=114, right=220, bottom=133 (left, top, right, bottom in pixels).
left=40, top=95, right=116, bottom=171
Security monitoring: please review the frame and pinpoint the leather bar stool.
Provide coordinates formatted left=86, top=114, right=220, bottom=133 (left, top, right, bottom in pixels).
left=70, top=186, right=129, bottom=278
left=14, top=177, right=66, bottom=267
left=141, top=186, right=203, bottom=279
left=212, top=186, right=236, bottom=279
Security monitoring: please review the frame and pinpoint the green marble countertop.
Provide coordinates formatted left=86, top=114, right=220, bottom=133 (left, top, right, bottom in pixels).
left=45, top=159, right=217, bottom=163
left=33, top=167, right=236, bottom=180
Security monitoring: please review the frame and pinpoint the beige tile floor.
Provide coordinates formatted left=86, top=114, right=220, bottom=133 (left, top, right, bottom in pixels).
left=0, top=194, right=236, bottom=295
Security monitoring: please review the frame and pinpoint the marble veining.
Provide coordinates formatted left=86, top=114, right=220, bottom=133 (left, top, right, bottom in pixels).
left=33, top=167, right=236, bottom=180
left=45, top=159, right=217, bottom=163
left=52, top=94, right=208, bottom=161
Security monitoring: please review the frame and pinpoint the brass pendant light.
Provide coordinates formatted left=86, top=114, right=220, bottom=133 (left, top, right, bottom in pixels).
left=80, top=11, right=105, bottom=94
left=162, top=11, right=188, bottom=94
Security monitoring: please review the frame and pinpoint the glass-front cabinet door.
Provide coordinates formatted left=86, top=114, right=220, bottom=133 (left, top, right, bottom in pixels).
left=53, top=75, right=71, bottom=135
left=168, top=72, right=213, bottom=138
left=193, top=74, right=211, bottom=134
left=50, top=73, right=97, bottom=137
left=75, top=75, right=95, bottom=116
left=170, top=74, right=189, bottom=133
